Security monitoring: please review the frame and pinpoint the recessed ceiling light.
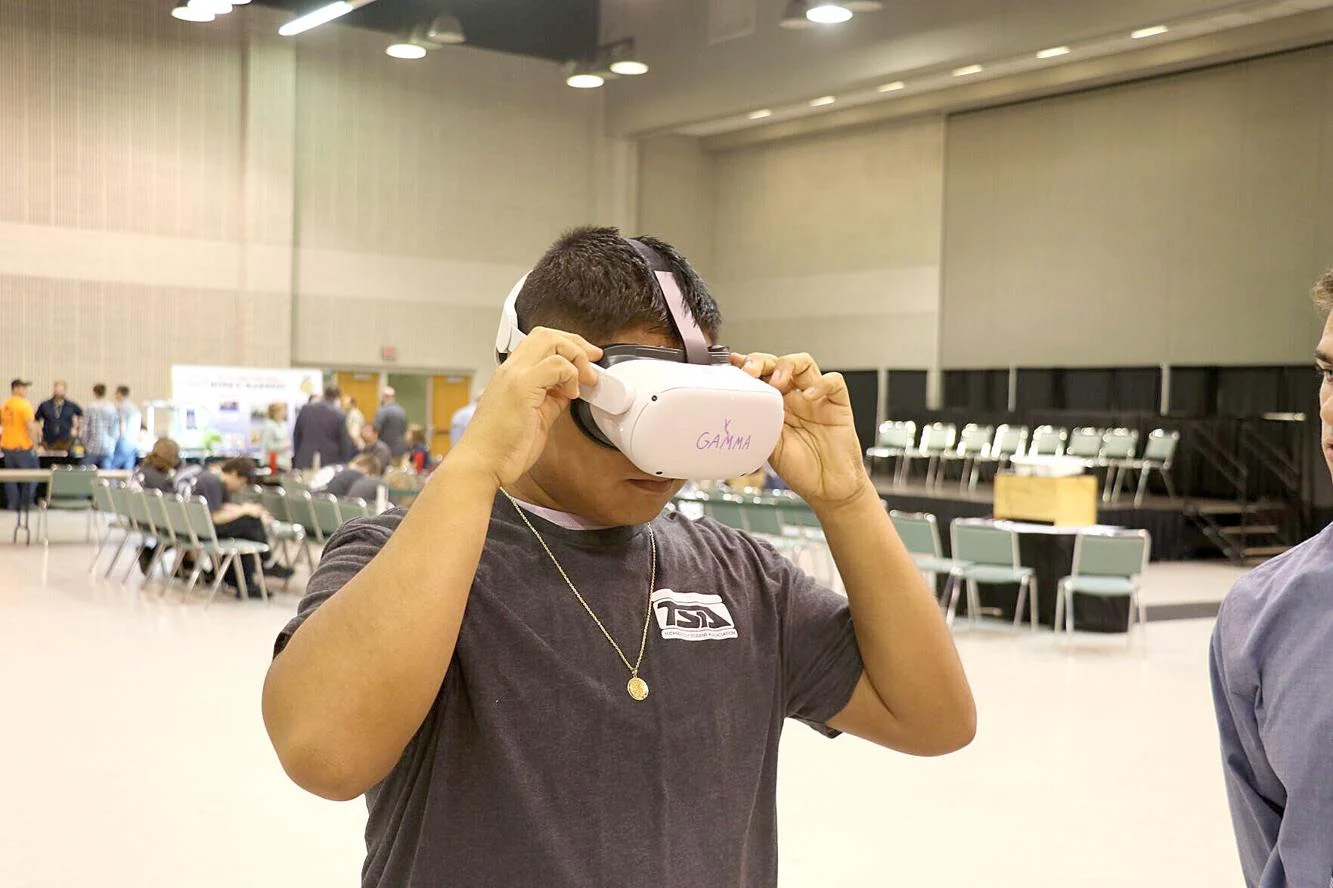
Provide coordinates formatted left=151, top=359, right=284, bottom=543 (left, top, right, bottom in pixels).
left=748, top=109, right=773, bottom=120
left=610, top=60, right=649, bottom=76
left=809, top=95, right=836, bottom=107
left=171, top=4, right=214, bottom=21
left=1036, top=46, right=1070, bottom=59
left=806, top=3, right=853, bottom=25
left=566, top=73, right=605, bottom=89
left=385, top=42, right=427, bottom=59
left=952, top=64, right=984, bottom=76
left=877, top=81, right=905, bottom=92
left=1131, top=25, right=1168, bottom=39
left=188, top=0, right=232, bottom=12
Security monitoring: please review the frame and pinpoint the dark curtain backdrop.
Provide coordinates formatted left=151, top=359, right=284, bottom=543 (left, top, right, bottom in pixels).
left=886, top=370, right=928, bottom=416
left=830, top=369, right=879, bottom=454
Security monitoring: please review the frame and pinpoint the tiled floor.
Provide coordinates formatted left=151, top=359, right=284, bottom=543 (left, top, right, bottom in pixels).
left=1, top=514, right=1248, bottom=887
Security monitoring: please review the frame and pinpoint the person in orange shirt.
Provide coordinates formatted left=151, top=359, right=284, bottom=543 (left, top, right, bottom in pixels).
left=1, top=378, right=41, bottom=511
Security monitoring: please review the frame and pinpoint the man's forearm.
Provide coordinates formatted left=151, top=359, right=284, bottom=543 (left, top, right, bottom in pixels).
left=815, top=485, right=974, bottom=748
left=262, top=457, right=499, bottom=799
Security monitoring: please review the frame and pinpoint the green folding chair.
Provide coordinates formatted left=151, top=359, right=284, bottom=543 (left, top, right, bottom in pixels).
left=38, top=466, right=98, bottom=544
left=890, top=511, right=970, bottom=617
left=337, top=497, right=371, bottom=522
left=177, top=495, right=270, bottom=605
left=89, top=480, right=131, bottom=574
left=1056, top=530, right=1151, bottom=638
left=703, top=500, right=748, bottom=531
left=949, top=518, right=1036, bottom=631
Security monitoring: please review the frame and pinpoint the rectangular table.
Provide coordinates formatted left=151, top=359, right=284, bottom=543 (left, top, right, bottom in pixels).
left=0, top=469, right=130, bottom=544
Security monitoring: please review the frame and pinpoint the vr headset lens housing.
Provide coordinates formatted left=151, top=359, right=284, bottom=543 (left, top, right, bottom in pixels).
left=494, top=242, right=785, bottom=481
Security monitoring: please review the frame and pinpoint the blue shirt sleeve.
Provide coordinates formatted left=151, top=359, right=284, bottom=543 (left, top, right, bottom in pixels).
left=1212, top=544, right=1333, bottom=888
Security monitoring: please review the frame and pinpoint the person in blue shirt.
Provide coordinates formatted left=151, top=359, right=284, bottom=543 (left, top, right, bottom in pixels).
left=1210, top=267, right=1333, bottom=888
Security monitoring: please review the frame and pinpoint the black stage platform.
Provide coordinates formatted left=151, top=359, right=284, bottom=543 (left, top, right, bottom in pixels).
left=875, top=479, right=1214, bottom=632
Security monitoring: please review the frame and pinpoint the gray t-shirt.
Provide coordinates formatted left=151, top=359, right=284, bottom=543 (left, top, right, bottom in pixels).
left=274, top=496, right=863, bottom=888
left=373, top=403, right=408, bottom=458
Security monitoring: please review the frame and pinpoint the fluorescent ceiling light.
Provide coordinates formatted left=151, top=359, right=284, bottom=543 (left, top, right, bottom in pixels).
left=566, top=73, right=605, bottom=89
left=610, top=60, right=649, bottom=76
left=1131, top=24, right=1168, bottom=39
left=952, top=64, right=984, bottom=76
left=806, top=3, right=853, bottom=24
left=385, top=42, right=427, bottom=59
left=188, top=0, right=232, bottom=12
left=877, top=80, right=905, bottom=92
left=1036, top=46, right=1070, bottom=59
left=748, top=109, right=773, bottom=120
left=278, top=1, right=355, bottom=37
left=171, top=4, right=214, bottom=21
left=809, top=95, right=836, bottom=107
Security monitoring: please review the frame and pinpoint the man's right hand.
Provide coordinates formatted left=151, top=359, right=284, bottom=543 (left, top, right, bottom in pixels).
left=450, top=328, right=601, bottom=487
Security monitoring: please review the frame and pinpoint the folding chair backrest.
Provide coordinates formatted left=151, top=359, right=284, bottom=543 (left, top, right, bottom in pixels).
left=1066, top=428, right=1105, bottom=459
left=1099, top=428, right=1139, bottom=460
left=890, top=511, right=941, bottom=558
left=279, top=478, right=310, bottom=496
left=956, top=425, right=993, bottom=456
left=311, top=493, right=344, bottom=536
left=129, top=489, right=157, bottom=535
left=49, top=466, right=97, bottom=500
left=338, top=497, right=370, bottom=521
left=107, top=485, right=135, bottom=526
left=951, top=520, right=1019, bottom=568
left=181, top=496, right=220, bottom=547
left=778, top=505, right=820, bottom=528
left=92, top=479, right=114, bottom=513
left=876, top=421, right=916, bottom=449
left=704, top=501, right=748, bottom=530
left=260, top=486, right=292, bottom=523
left=991, top=425, right=1029, bottom=459
left=1029, top=426, right=1067, bottom=456
left=162, top=495, right=200, bottom=547
left=744, top=504, right=784, bottom=536
left=1142, top=429, right=1179, bottom=464
left=144, top=490, right=175, bottom=546
left=919, top=423, right=957, bottom=453
left=1073, top=531, right=1150, bottom=578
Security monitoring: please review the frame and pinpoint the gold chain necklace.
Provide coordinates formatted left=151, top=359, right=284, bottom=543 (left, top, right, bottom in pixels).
left=502, top=490, right=656, bottom=701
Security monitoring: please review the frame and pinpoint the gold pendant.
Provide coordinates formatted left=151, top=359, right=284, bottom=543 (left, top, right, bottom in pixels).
left=627, top=676, right=649, bottom=701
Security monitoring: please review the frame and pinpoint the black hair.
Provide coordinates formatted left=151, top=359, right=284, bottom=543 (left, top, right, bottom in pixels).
left=115, top=385, right=129, bottom=397
left=515, top=227, right=722, bottom=347
left=324, top=385, right=341, bottom=401
left=220, top=457, right=256, bottom=483
left=92, top=383, right=106, bottom=398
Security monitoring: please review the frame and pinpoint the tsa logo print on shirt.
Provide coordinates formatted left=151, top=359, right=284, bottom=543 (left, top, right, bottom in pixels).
left=651, top=590, right=739, bottom=641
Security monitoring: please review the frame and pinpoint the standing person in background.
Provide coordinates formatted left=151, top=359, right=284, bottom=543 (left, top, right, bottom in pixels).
left=81, top=384, right=120, bottom=470
left=259, top=402, right=293, bottom=472
left=405, top=424, right=431, bottom=472
left=1, top=379, right=40, bottom=511
left=110, top=386, right=141, bottom=470
left=341, top=395, right=365, bottom=444
left=292, top=386, right=355, bottom=471
left=35, top=380, right=82, bottom=454
left=373, top=386, right=408, bottom=459
left=449, top=397, right=478, bottom=448
left=1211, top=266, right=1333, bottom=888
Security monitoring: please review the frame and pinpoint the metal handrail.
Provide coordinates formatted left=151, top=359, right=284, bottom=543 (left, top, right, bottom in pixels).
left=1238, top=423, right=1300, bottom=493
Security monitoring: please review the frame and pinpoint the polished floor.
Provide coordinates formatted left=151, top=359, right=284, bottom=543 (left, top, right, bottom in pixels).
left=1, top=514, right=1248, bottom=887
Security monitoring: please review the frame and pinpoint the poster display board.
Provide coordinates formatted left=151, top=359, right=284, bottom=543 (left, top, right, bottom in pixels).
left=170, top=365, right=322, bottom=457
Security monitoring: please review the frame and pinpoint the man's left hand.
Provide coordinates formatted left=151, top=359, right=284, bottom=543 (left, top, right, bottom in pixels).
left=731, top=351, right=873, bottom=510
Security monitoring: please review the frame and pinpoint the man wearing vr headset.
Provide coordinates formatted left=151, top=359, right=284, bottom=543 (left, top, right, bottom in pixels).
left=263, top=228, right=975, bottom=887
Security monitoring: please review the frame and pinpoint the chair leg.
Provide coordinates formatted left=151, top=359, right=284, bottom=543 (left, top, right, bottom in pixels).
left=1065, top=589, right=1075, bottom=635
left=1160, top=469, right=1176, bottom=501
left=143, top=544, right=169, bottom=589
left=254, top=553, right=269, bottom=602
left=181, top=552, right=206, bottom=600
left=88, top=526, right=115, bottom=574
left=946, top=575, right=963, bottom=626
left=204, top=553, right=235, bottom=607
left=1101, top=466, right=1117, bottom=503
left=38, top=504, right=47, bottom=546
left=1029, top=580, right=1039, bottom=630
left=966, top=580, right=980, bottom=627
left=1012, top=578, right=1026, bottom=631
left=104, top=533, right=133, bottom=579
left=1054, top=582, right=1065, bottom=634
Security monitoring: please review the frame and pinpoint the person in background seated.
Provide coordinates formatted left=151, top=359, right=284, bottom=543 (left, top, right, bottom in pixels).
left=259, top=402, right=293, bottom=472
left=192, top=457, right=292, bottom=594
left=1211, top=266, right=1333, bottom=888
left=374, top=386, right=409, bottom=460
left=1, top=378, right=40, bottom=511
left=405, top=424, right=431, bottom=472
left=292, top=385, right=355, bottom=471
left=110, top=386, right=141, bottom=470
left=319, top=453, right=385, bottom=503
left=341, top=395, right=365, bottom=444
left=359, top=423, right=392, bottom=473
left=35, top=380, right=82, bottom=455
left=133, top=438, right=180, bottom=494
left=82, top=383, right=120, bottom=470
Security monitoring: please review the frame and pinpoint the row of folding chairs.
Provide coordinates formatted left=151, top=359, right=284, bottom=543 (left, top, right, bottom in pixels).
left=697, top=495, right=840, bottom=591
left=889, top=511, right=1152, bottom=636
left=89, top=480, right=274, bottom=605
left=867, top=421, right=1179, bottom=505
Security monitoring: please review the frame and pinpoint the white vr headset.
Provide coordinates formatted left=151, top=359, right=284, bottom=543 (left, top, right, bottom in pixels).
left=494, top=239, right=784, bottom=481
